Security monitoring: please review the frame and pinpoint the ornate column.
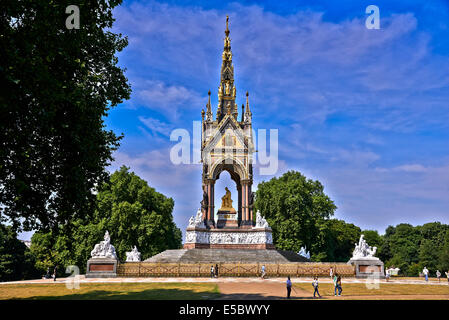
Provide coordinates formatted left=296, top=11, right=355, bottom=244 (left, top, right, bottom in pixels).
left=204, top=179, right=215, bottom=228
left=237, top=183, right=242, bottom=224
left=240, top=180, right=252, bottom=227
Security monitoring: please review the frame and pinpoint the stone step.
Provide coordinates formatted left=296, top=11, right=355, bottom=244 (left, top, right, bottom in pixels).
left=145, top=249, right=309, bottom=263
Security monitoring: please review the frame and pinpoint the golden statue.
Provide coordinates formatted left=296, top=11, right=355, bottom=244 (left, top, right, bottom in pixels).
left=219, top=187, right=236, bottom=213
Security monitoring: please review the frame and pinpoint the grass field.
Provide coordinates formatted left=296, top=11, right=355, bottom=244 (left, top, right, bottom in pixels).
left=0, top=283, right=220, bottom=300
left=295, top=282, right=449, bottom=297
left=1, top=281, right=449, bottom=300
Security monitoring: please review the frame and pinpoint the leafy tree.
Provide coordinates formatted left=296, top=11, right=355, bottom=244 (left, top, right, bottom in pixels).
left=381, top=224, right=422, bottom=275
left=30, top=167, right=182, bottom=273
left=0, top=224, right=38, bottom=281
left=255, top=170, right=337, bottom=256
left=319, top=219, right=361, bottom=262
left=361, top=230, right=383, bottom=249
left=0, top=0, right=131, bottom=233
left=437, top=230, right=449, bottom=272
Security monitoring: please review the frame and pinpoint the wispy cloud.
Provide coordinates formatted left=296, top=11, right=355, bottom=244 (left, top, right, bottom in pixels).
left=107, top=1, right=449, bottom=234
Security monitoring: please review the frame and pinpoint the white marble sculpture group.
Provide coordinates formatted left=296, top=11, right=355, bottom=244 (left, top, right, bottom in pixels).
left=254, top=210, right=270, bottom=229
left=90, top=231, right=118, bottom=260
left=188, top=208, right=205, bottom=228
left=351, top=234, right=378, bottom=260
left=298, top=246, right=310, bottom=259
left=185, top=230, right=273, bottom=245
left=185, top=210, right=273, bottom=245
left=125, top=246, right=141, bottom=262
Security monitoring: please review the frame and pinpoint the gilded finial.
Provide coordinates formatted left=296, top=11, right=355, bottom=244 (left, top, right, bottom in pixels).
left=225, top=15, right=230, bottom=37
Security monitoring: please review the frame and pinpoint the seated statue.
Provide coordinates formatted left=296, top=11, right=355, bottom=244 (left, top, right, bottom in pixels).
left=90, top=231, right=118, bottom=260
left=254, top=210, right=270, bottom=229
left=218, top=187, right=236, bottom=213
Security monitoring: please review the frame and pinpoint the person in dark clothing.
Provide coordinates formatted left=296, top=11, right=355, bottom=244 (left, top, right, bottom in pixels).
left=312, top=277, right=321, bottom=298
left=53, top=265, right=58, bottom=282
left=214, top=264, right=219, bottom=278
left=336, top=275, right=342, bottom=296
left=286, top=276, right=292, bottom=299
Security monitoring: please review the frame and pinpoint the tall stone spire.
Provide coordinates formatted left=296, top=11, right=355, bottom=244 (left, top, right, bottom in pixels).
left=244, top=91, right=252, bottom=123
left=205, top=90, right=213, bottom=121
left=217, top=15, right=238, bottom=122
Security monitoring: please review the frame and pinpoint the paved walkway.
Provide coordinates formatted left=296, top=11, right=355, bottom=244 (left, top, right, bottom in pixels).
left=1, top=276, right=448, bottom=286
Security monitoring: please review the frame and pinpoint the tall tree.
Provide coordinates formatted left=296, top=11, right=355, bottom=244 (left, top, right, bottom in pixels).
left=30, top=167, right=183, bottom=273
left=0, top=224, right=38, bottom=281
left=255, top=170, right=337, bottom=257
left=0, top=0, right=131, bottom=232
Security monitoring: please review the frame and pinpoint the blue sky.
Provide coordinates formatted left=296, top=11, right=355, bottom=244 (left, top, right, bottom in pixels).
left=38, top=0, right=449, bottom=241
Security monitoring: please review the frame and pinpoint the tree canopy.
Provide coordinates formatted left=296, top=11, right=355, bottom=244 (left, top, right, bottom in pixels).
left=0, top=0, right=131, bottom=233
left=30, top=167, right=183, bottom=273
left=255, top=170, right=341, bottom=260
left=0, top=224, right=38, bottom=281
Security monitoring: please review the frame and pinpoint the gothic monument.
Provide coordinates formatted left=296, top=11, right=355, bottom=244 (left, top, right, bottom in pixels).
left=183, top=16, right=273, bottom=250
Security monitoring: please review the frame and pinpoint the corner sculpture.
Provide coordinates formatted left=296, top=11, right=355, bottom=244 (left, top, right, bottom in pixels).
left=86, top=231, right=118, bottom=278
left=351, top=234, right=378, bottom=260
left=348, top=234, right=385, bottom=279
left=90, top=230, right=118, bottom=259
left=125, top=246, right=141, bottom=262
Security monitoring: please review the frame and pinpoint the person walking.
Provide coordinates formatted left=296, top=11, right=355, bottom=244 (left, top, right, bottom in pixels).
left=53, top=265, right=58, bottom=282
left=214, top=264, right=219, bottom=278
left=385, top=268, right=391, bottom=282
left=261, top=265, right=266, bottom=279
left=333, top=273, right=338, bottom=296
left=445, top=271, right=449, bottom=285
left=336, top=274, right=342, bottom=296
left=329, top=267, right=334, bottom=280
left=312, top=277, right=321, bottom=298
left=210, top=265, right=214, bottom=278
left=436, top=270, right=441, bottom=283
left=423, top=267, right=429, bottom=282
left=286, top=276, right=292, bottom=299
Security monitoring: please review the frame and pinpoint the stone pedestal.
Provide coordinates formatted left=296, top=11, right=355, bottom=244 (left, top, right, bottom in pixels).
left=216, top=209, right=238, bottom=228
left=348, top=258, right=385, bottom=279
left=183, top=226, right=274, bottom=249
left=86, top=258, right=118, bottom=278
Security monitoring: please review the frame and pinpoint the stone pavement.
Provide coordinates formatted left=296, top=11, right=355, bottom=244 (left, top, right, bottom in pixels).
left=1, top=276, right=448, bottom=286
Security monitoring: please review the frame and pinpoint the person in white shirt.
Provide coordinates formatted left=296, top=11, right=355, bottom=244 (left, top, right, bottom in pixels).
left=261, top=265, right=266, bottom=279
left=423, top=267, right=429, bottom=282
left=312, top=277, right=321, bottom=298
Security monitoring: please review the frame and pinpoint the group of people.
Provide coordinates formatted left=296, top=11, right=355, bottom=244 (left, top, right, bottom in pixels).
left=284, top=267, right=343, bottom=299
left=210, top=264, right=219, bottom=278
left=43, top=266, right=58, bottom=281
left=422, top=267, right=449, bottom=283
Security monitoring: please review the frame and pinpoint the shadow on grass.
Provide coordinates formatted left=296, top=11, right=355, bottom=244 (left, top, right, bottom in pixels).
left=10, top=287, right=220, bottom=300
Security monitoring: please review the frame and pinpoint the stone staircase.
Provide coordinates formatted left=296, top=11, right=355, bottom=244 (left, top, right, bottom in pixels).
left=145, top=249, right=309, bottom=263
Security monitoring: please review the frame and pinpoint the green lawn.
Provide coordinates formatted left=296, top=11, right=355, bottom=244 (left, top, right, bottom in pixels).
left=295, top=282, right=449, bottom=297
left=0, top=283, right=220, bottom=300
